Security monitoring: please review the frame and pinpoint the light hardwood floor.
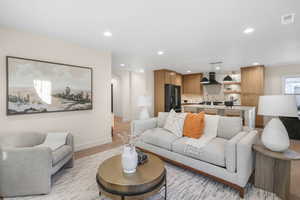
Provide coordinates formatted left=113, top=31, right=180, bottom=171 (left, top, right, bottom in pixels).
left=74, top=116, right=300, bottom=199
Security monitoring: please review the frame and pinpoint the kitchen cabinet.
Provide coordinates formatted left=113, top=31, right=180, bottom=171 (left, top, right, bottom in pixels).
left=175, top=74, right=182, bottom=86
left=165, top=71, right=176, bottom=85
left=241, top=66, right=264, bottom=94
left=182, top=73, right=203, bottom=95
left=241, top=65, right=265, bottom=127
left=154, top=69, right=181, bottom=116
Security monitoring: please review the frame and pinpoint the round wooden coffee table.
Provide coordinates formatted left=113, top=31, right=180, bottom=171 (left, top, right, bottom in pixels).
left=96, top=153, right=167, bottom=200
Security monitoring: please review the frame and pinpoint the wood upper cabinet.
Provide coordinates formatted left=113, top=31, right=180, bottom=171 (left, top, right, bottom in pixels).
left=241, top=65, right=265, bottom=127
left=165, top=71, right=177, bottom=85
left=241, top=66, right=264, bottom=94
left=182, top=73, right=203, bottom=95
left=175, top=74, right=182, bottom=86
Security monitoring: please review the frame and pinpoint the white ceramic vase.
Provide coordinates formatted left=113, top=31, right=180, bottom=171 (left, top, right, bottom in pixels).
left=121, top=145, right=138, bottom=173
left=261, top=118, right=290, bottom=152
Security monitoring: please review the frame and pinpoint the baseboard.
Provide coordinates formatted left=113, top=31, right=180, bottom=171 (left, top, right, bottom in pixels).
left=75, top=137, right=112, bottom=152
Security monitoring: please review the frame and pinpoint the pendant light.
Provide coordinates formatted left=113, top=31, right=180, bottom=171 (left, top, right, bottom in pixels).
left=223, top=75, right=233, bottom=82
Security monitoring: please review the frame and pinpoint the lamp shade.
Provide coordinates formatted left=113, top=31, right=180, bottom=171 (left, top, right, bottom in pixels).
left=258, top=95, right=298, bottom=117
left=137, top=95, right=152, bottom=107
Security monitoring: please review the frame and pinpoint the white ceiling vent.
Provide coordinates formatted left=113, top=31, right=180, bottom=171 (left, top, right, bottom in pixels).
left=281, top=13, right=295, bottom=25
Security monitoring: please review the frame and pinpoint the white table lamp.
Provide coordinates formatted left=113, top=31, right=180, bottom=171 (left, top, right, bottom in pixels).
left=258, top=95, right=298, bottom=152
left=137, top=95, right=152, bottom=120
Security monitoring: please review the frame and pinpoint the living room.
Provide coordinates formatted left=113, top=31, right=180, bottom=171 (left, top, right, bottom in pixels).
left=0, top=0, right=300, bottom=200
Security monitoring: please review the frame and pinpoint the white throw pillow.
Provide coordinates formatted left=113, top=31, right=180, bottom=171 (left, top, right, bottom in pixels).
left=203, top=114, right=220, bottom=138
left=157, top=112, right=169, bottom=127
left=164, top=110, right=187, bottom=137
left=36, top=132, right=69, bottom=151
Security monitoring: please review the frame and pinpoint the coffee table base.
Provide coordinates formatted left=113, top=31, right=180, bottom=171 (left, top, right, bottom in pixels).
left=97, top=173, right=167, bottom=200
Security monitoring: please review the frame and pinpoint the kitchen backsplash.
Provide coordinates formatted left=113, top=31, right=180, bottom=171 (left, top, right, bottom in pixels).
left=182, top=72, right=241, bottom=105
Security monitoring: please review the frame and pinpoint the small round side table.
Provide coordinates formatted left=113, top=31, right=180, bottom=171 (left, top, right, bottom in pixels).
left=253, top=143, right=300, bottom=200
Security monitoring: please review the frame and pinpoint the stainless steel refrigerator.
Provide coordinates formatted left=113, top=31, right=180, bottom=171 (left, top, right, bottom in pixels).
left=165, top=84, right=181, bottom=112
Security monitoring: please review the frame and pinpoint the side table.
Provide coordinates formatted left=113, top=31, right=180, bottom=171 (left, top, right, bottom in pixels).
left=253, top=142, right=300, bottom=200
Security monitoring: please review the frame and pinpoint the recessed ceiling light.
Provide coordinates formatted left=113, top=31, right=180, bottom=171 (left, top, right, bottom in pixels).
left=103, top=31, right=112, bottom=37
left=120, top=64, right=125, bottom=67
left=252, top=62, right=260, bottom=65
left=243, top=27, right=255, bottom=34
left=157, top=51, right=164, bottom=55
left=187, top=70, right=191, bottom=73
left=215, top=66, right=221, bottom=71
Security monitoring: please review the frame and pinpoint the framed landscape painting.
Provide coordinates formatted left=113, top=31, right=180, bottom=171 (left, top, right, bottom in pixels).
left=6, top=56, right=93, bottom=115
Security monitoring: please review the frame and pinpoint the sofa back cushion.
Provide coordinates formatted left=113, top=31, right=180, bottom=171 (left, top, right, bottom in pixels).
left=157, top=112, right=170, bottom=128
left=0, top=132, right=45, bottom=148
left=203, top=114, right=220, bottom=137
left=217, top=116, right=243, bottom=139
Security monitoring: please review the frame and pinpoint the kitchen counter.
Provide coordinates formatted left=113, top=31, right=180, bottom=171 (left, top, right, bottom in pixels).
left=182, top=104, right=256, bottom=128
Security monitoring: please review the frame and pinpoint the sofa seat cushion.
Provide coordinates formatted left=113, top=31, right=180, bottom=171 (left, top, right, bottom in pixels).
left=52, top=145, right=72, bottom=166
left=140, top=128, right=179, bottom=151
left=172, top=137, right=227, bottom=167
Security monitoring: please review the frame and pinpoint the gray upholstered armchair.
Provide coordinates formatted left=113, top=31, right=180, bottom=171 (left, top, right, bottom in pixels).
left=0, top=132, right=74, bottom=197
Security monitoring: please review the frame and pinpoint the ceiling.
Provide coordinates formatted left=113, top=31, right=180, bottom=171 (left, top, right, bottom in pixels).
left=0, top=0, right=299, bottom=74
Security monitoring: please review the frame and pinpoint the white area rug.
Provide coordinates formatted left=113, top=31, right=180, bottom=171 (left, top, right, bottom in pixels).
left=5, top=147, right=280, bottom=200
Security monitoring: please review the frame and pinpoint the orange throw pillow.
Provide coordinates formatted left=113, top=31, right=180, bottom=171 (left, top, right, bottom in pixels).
left=183, top=112, right=205, bottom=139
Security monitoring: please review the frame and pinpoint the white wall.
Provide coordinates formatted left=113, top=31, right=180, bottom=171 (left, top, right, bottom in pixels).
left=120, top=70, right=132, bottom=121
left=131, top=71, right=154, bottom=119
left=0, top=28, right=112, bottom=151
left=263, top=64, right=300, bottom=124
left=264, top=64, right=300, bottom=94
left=117, top=69, right=154, bottom=121
left=111, top=74, right=122, bottom=117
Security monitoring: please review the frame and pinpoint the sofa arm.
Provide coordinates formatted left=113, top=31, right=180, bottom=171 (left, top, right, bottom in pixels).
left=0, top=147, right=52, bottom=197
left=131, top=118, right=158, bottom=136
left=236, top=130, right=259, bottom=186
left=65, top=133, right=74, bottom=168
left=225, top=131, right=248, bottom=173
left=66, top=133, right=74, bottom=152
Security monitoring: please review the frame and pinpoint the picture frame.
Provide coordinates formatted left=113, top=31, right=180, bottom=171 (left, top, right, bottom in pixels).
left=6, top=56, right=93, bottom=115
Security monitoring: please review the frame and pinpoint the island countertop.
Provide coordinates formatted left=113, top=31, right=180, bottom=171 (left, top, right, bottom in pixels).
left=182, top=104, right=256, bottom=128
left=182, top=104, right=255, bottom=111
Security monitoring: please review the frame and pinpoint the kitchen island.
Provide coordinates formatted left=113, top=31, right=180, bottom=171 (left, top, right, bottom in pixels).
left=182, top=104, right=256, bottom=129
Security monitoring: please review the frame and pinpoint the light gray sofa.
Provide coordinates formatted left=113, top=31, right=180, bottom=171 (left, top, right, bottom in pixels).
left=132, top=112, right=258, bottom=198
left=0, top=132, right=74, bottom=197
